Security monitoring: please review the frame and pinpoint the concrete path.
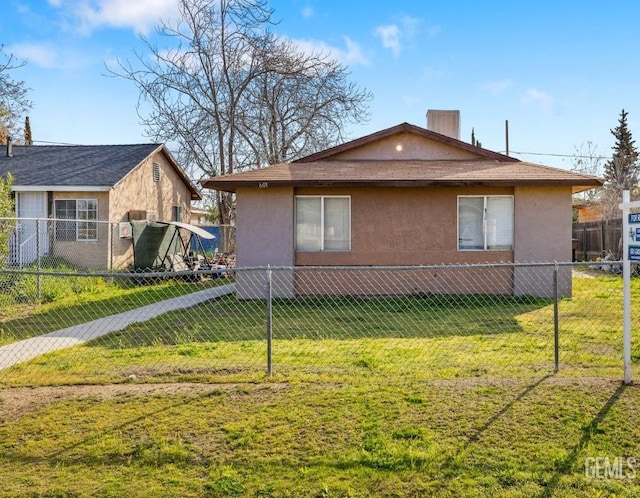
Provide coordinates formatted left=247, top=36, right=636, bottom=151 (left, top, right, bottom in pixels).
left=0, top=283, right=235, bottom=370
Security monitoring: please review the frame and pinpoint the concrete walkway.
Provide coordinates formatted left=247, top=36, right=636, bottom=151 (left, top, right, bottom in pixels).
left=0, top=283, right=235, bottom=370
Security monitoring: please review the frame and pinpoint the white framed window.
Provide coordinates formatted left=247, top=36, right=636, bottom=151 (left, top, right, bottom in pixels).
left=295, top=196, right=351, bottom=252
left=458, top=195, right=513, bottom=251
left=55, top=199, right=98, bottom=242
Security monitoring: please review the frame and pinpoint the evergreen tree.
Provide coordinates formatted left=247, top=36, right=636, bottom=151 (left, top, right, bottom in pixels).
left=471, top=127, right=481, bottom=148
left=603, top=109, right=639, bottom=190
left=24, top=116, right=32, bottom=145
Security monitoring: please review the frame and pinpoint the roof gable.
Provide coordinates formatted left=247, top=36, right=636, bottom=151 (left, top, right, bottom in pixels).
left=200, top=121, right=603, bottom=194
left=294, top=122, right=517, bottom=163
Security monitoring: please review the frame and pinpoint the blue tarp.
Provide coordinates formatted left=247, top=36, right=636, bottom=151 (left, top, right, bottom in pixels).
left=190, top=226, right=220, bottom=254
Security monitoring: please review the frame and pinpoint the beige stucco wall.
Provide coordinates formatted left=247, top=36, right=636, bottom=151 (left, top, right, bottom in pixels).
left=109, top=150, right=193, bottom=270
left=236, top=186, right=294, bottom=298
left=51, top=191, right=110, bottom=270
left=513, top=186, right=573, bottom=297
left=293, top=186, right=514, bottom=295
left=330, top=132, right=483, bottom=161
left=295, top=186, right=513, bottom=268
left=234, top=184, right=575, bottom=297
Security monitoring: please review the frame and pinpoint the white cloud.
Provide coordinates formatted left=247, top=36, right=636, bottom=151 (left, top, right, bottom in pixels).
left=400, top=15, right=421, bottom=37
left=7, top=42, right=59, bottom=69
left=374, top=16, right=426, bottom=57
left=288, top=36, right=370, bottom=67
left=8, top=41, right=95, bottom=71
left=301, top=6, right=314, bottom=19
left=523, top=88, right=556, bottom=114
left=483, top=79, right=513, bottom=94
left=50, top=0, right=179, bottom=34
left=375, top=24, right=401, bottom=57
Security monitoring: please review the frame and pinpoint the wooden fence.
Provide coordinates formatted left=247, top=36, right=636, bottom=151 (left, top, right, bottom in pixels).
left=572, top=219, right=622, bottom=261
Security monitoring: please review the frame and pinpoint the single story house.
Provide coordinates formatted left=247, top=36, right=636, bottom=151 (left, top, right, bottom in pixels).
left=0, top=142, right=201, bottom=269
left=201, top=113, right=603, bottom=298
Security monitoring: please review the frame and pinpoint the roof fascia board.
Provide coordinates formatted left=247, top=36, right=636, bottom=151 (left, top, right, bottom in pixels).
left=202, top=178, right=603, bottom=193
left=12, top=185, right=112, bottom=192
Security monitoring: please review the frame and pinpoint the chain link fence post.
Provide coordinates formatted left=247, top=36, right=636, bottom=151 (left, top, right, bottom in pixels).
left=36, top=218, right=41, bottom=300
left=553, top=261, right=559, bottom=373
left=266, top=265, right=273, bottom=377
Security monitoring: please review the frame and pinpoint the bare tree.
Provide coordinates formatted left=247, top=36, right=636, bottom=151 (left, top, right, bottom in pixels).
left=571, top=141, right=604, bottom=203
left=236, top=37, right=371, bottom=166
left=109, top=0, right=371, bottom=225
left=0, top=46, right=31, bottom=143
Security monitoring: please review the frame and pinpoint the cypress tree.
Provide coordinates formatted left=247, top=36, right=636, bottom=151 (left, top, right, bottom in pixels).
left=24, top=116, right=32, bottom=146
left=603, top=109, right=639, bottom=190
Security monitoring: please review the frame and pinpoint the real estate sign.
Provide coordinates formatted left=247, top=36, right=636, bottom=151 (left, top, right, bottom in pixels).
left=628, top=213, right=640, bottom=261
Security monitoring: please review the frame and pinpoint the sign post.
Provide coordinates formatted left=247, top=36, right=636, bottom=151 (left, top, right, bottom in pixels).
left=619, top=190, right=640, bottom=384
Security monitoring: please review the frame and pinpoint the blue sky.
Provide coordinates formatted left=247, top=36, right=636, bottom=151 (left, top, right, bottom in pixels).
left=3, top=0, right=640, bottom=171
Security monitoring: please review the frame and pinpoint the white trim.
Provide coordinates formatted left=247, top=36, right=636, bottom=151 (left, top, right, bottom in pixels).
left=54, top=198, right=99, bottom=242
left=457, top=194, right=514, bottom=251
left=12, top=185, right=111, bottom=192
left=295, top=195, right=351, bottom=252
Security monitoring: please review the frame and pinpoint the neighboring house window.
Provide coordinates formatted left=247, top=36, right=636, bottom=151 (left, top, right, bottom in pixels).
left=153, top=162, right=160, bottom=182
left=458, top=195, right=513, bottom=250
left=295, top=196, right=350, bottom=251
left=55, top=199, right=98, bottom=242
left=172, top=205, right=183, bottom=222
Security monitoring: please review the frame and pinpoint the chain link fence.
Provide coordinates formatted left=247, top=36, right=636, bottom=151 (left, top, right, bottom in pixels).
left=4, top=217, right=234, bottom=272
left=0, top=261, right=634, bottom=387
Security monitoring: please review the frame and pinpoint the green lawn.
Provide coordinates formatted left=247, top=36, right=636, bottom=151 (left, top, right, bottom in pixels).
left=1, top=378, right=639, bottom=497
left=0, top=271, right=639, bottom=496
left=1, top=272, right=633, bottom=385
left=0, top=273, right=231, bottom=346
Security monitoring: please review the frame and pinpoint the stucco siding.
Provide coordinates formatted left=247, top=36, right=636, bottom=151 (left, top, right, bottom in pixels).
left=329, top=132, right=483, bottom=161
left=513, top=186, right=573, bottom=297
left=236, top=186, right=294, bottom=298
left=294, top=267, right=514, bottom=296
left=295, top=186, right=513, bottom=268
left=234, top=184, right=575, bottom=298
left=109, top=151, right=192, bottom=270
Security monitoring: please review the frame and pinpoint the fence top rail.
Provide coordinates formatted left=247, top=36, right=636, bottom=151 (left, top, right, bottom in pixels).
left=250, top=261, right=586, bottom=272
left=0, top=261, right=609, bottom=278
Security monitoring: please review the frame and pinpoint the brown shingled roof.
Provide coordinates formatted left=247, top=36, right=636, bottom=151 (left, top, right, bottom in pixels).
left=200, top=159, right=603, bottom=194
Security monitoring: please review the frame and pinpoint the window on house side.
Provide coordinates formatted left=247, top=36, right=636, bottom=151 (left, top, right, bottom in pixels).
left=458, top=195, right=513, bottom=251
left=172, top=205, right=183, bottom=222
left=295, top=196, right=350, bottom=252
left=54, top=199, right=98, bottom=242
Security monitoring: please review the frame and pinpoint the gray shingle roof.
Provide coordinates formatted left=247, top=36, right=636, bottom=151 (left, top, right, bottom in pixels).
left=0, top=144, right=163, bottom=187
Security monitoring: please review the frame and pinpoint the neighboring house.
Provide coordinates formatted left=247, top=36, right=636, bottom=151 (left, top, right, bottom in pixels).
left=0, top=143, right=201, bottom=269
left=574, top=201, right=607, bottom=223
left=201, top=113, right=603, bottom=298
left=190, top=207, right=211, bottom=226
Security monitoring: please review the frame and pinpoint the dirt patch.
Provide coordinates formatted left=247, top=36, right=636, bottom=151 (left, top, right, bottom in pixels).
left=0, top=382, right=290, bottom=423
left=0, top=377, right=632, bottom=424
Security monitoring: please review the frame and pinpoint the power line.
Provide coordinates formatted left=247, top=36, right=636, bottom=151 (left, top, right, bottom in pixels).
left=32, top=139, right=83, bottom=146
left=505, top=150, right=612, bottom=160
